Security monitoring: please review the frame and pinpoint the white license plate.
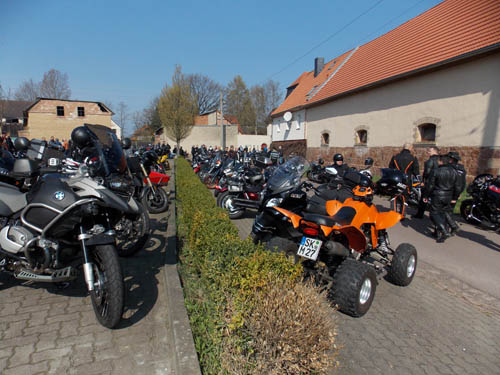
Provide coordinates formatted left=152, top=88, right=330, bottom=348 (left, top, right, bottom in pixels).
left=297, top=237, right=322, bottom=261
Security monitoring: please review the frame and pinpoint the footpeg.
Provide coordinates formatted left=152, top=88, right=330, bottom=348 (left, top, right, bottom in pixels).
left=14, top=266, right=77, bottom=283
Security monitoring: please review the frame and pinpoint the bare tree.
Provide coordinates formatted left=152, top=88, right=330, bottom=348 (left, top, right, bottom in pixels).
left=39, top=69, right=71, bottom=99
left=115, top=102, right=129, bottom=136
left=131, top=110, right=145, bottom=133
left=158, top=66, right=197, bottom=151
left=14, top=79, right=41, bottom=101
left=143, top=97, right=162, bottom=131
left=225, top=75, right=256, bottom=134
left=187, top=73, right=222, bottom=114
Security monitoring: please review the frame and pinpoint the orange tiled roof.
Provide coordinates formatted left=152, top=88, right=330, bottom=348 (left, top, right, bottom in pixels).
left=272, top=0, right=500, bottom=116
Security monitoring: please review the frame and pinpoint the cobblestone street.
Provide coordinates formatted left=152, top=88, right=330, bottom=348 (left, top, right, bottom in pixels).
left=233, top=209, right=500, bottom=375
left=0, top=214, right=176, bottom=375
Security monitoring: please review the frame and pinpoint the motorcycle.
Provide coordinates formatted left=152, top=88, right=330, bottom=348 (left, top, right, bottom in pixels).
left=269, top=182, right=417, bottom=317
left=460, top=174, right=500, bottom=232
left=307, top=158, right=328, bottom=183
left=0, top=147, right=126, bottom=328
left=375, top=168, right=422, bottom=216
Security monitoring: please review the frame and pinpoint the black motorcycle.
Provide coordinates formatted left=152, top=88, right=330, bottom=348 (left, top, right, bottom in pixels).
left=376, top=168, right=422, bottom=216
left=0, top=147, right=126, bottom=328
left=307, top=158, right=328, bottom=183
left=460, top=174, right=500, bottom=232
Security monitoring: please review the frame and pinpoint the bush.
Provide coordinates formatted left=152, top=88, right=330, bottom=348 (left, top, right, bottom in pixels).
left=175, top=158, right=337, bottom=374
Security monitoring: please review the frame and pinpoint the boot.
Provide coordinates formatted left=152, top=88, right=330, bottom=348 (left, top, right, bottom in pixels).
left=444, top=212, right=459, bottom=236
left=435, top=224, right=449, bottom=243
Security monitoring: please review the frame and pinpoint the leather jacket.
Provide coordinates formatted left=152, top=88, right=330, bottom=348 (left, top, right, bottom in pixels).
left=451, top=163, right=466, bottom=195
left=423, top=155, right=439, bottom=182
left=389, top=149, right=420, bottom=180
left=330, top=163, right=350, bottom=177
left=425, top=164, right=461, bottom=200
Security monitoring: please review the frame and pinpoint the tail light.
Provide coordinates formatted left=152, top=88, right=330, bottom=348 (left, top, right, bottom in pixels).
left=300, top=221, right=320, bottom=237
left=247, top=192, right=259, bottom=200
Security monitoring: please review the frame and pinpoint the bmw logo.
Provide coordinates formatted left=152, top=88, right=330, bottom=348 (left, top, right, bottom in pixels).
left=54, top=191, right=65, bottom=201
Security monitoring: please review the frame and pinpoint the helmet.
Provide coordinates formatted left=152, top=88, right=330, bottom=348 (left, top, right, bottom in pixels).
left=14, top=137, right=30, bottom=151
left=318, top=158, right=324, bottom=165
left=122, top=137, right=132, bottom=150
left=71, top=126, right=91, bottom=148
left=364, top=157, right=374, bottom=167
left=333, top=153, right=343, bottom=162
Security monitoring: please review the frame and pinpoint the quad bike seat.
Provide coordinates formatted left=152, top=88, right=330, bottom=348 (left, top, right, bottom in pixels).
left=330, top=206, right=357, bottom=226
left=303, top=213, right=337, bottom=227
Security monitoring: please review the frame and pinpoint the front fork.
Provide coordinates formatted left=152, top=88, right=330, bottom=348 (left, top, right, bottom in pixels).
left=79, top=226, right=95, bottom=292
left=141, top=164, right=156, bottom=197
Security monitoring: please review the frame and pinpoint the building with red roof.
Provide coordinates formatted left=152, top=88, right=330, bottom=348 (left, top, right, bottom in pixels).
left=271, top=0, right=500, bottom=178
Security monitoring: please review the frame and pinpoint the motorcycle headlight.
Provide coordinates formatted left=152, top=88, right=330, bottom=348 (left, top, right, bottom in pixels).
left=266, top=198, right=283, bottom=208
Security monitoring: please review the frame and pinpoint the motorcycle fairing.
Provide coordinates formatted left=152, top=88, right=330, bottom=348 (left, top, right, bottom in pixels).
left=375, top=211, right=403, bottom=230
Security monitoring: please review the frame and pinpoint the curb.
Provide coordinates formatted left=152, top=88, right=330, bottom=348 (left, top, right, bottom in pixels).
left=163, top=160, right=202, bottom=375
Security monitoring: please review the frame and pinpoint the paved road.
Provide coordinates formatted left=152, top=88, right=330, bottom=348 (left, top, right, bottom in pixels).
left=0, top=214, right=176, bottom=375
left=232, top=203, right=500, bottom=375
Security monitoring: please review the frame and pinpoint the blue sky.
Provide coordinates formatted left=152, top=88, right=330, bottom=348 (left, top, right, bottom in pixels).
left=0, top=0, right=442, bottom=131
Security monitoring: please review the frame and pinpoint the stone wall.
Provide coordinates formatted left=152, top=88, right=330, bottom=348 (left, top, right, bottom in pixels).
left=271, top=139, right=307, bottom=158
left=307, top=145, right=500, bottom=181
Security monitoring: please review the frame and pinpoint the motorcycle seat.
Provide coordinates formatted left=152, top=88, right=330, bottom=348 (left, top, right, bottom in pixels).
left=330, top=206, right=357, bottom=226
left=246, top=174, right=263, bottom=184
left=0, top=185, right=28, bottom=216
left=303, top=213, right=337, bottom=227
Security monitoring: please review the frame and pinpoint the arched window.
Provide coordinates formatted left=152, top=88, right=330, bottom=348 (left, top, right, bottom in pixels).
left=418, top=123, right=436, bottom=142
left=321, top=132, right=329, bottom=146
left=356, top=129, right=367, bottom=145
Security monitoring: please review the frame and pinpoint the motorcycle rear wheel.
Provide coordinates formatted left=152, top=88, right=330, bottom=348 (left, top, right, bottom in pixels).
left=89, top=244, right=124, bottom=328
left=218, top=191, right=245, bottom=219
left=142, top=186, right=169, bottom=214
left=116, top=201, right=151, bottom=257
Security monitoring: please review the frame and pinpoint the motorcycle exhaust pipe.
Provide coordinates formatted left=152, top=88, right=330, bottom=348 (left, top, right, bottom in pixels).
left=324, top=241, right=350, bottom=257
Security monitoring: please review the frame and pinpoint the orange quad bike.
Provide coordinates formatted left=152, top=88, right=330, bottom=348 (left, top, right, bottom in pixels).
left=271, top=185, right=418, bottom=317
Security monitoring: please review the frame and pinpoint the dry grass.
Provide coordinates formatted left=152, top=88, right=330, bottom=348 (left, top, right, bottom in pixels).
left=222, top=279, right=338, bottom=375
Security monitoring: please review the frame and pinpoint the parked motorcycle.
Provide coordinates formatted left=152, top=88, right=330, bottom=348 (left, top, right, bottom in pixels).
left=307, top=158, right=328, bottom=183
left=460, top=173, right=500, bottom=232
left=0, top=148, right=126, bottom=328
left=375, top=168, right=422, bottom=216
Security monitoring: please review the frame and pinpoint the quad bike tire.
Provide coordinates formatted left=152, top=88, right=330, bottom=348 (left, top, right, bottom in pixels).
left=331, top=259, right=377, bottom=317
left=265, top=236, right=299, bottom=263
left=89, top=244, right=124, bottom=328
left=460, top=199, right=481, bottom=224
left=218, top=191, right=245, bottom=219
left=142, top=186, right=169, bottom=214
left=388, top=243, right=417, bottom=286
left=116, top=202, right=151, bottom=257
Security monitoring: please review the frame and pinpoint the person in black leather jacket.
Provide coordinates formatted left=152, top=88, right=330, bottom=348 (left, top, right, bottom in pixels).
left=389, top=143, right=420, bottom=181
left=331, top=153, right=350, bottom=177
left=445, top=151, right=466, bottom=235
left=423, top=155, right=462, bottom=242
left=414, top=146, right=439, bottom=218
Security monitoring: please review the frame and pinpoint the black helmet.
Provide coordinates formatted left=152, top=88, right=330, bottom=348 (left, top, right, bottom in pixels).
left=71, top=126, right=91, bottom=148
left=14, top=137, right=30, bottom=151
left=333, top=153, right=343, bottom=162
left=122, top=137, right=132, bottom=150
left=318, top=158, right=324, bottom=165
left=364, top=157, right=374, bottom=167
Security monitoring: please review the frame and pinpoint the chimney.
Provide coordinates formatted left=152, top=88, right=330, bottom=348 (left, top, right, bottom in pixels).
left=314, top=57, right=324, bottom=77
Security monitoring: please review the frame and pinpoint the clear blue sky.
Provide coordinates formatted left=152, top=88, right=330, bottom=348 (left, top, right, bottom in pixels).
left=0, top=0, right=443, bottom=132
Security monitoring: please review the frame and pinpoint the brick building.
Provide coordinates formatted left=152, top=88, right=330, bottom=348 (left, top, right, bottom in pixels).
left=270, top=0, right=500, bottom=179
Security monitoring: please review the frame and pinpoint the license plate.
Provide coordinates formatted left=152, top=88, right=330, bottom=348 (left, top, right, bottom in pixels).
left=297, top=237, right=322, bottom=261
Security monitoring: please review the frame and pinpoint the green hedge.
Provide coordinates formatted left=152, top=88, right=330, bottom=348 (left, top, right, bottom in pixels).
left=175, top=158, right=336, bottom=375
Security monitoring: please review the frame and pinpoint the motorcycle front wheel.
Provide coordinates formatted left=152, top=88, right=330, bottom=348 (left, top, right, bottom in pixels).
left=218, top=191, right=245, bottom=219
left=116, top=201, right=151, bottom=257
left=142, top=186, right=169, bottom=214
left=89, top=244, right=124, bottom=328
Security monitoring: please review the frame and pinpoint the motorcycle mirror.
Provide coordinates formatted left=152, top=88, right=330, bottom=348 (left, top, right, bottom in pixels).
left=121, top=137, right=132, bottom=150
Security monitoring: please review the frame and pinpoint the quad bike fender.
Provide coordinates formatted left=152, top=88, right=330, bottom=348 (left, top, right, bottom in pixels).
left=375, top=211, right=402, bottom=230
left=274, top=207, right=302, bottom=228
left=337, top=226, right=367, bottom=253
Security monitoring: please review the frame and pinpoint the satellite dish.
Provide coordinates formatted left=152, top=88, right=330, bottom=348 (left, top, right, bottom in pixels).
left=283, top=111, right=292, bottom=122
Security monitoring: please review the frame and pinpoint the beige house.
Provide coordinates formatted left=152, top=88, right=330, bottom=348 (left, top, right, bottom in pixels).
left=156, top=110, right=271, bottom=152
left=21, top=98, right=120, bottom=140
left=271, top=0, right=500, bottom=179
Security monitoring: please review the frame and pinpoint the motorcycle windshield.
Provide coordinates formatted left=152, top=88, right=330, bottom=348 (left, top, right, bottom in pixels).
left=85, top=124, right=127, bottom=176
left=266, top=156, right=309, bottom=194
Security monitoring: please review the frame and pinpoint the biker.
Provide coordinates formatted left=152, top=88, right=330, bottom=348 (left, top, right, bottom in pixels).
left=423, top=155, right=462, bottom=243
left=445, top=151, right=466, bottom=235
left=389, top=143, right=420, bottom=181
left=331, top=153, right=349, bottom=177
left=414, top=146, right=439, bottom=219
